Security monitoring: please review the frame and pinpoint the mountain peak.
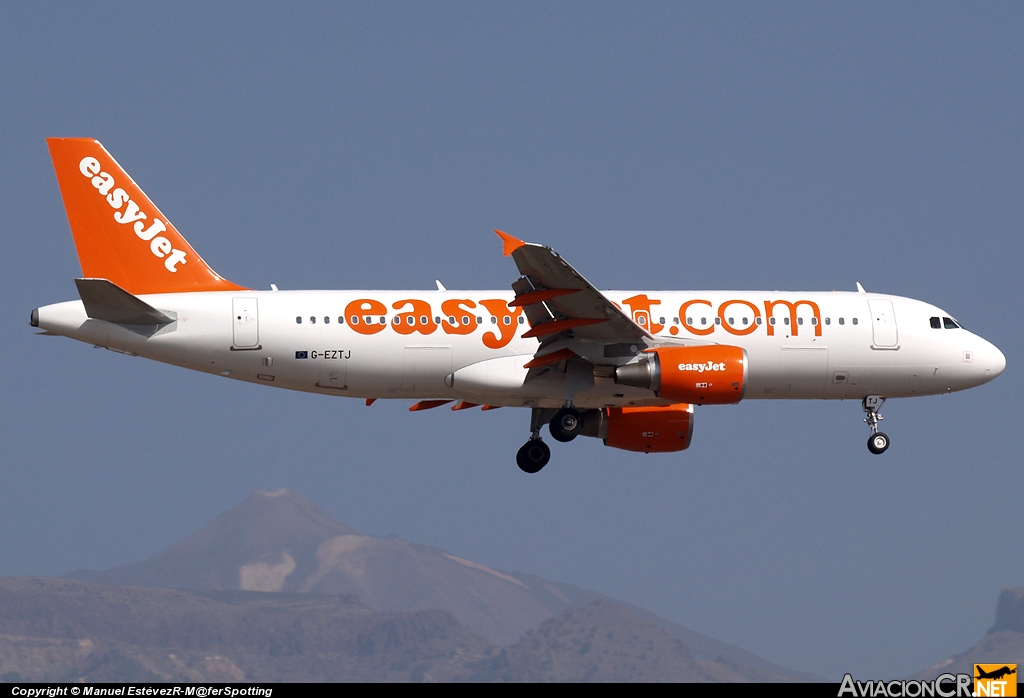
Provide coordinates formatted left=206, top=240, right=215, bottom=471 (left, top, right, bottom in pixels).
left=67, top=490, right=357, bottom=591
left=61, top=490, right=817, bottom=679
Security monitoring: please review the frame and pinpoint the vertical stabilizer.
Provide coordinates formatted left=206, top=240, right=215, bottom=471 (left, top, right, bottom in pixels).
left=47, top=138, right=245, bottom=295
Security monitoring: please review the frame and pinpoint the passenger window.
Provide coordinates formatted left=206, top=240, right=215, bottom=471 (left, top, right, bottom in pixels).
left=714, top=317, right=721, bottom=325
left=769, top=317, right=776, bottom=326
left=477, top=316, right=483, bottom=324
left=825, top=318, right=830, bottom=325
left=700, top=317, right=707, bottom=325
left=518, top=316, right=525, bottom=324
left=324, top=316, right=330, bottom=324
left=687, top=317, right=693, bottom=325
left=338, top=316, right=345, bottom=324
left=673, top=317, right=679, bottom=325
left=728, top=317, right=734, bottom=325
left=811, top=317, right=817, bottom=326
left=741, top=317, right=748, bottom=325
left=659, top=317, right=665, bottom=325
left=784, top=317, right=790, bottom=325
left=350, top=315, right=359, bottom=325
left=379, top=317, right=386, bottom=325
left=310, top=316, right=316, bottom=324
left=393, top=316, right=401, bottom=325
left=462, top=316, right=471, bottom=325
left=930, top=317, right=941, bottom=329
left=434, top=316, right=441, bottom=324
left=407, top=316, right=415, bottom=326
left=638, top=316, right=647, bottom=326
left=943, top=317, right=959, bottom=329
left=448, top=315, right=456, bottom=324
left=503, top=316, right=511, bottom=325
left=755, top=317, right=762, bottom=325
left=797, top=317, right=803, bottom=325
left=852, top=318, right=858, bottom=325
left=838, top=317, right=845, bottom=325
left=296, top=316, right=302, bottom=324
left=490, top=316, right=497, bottom=324
left=421, top=316, right=428, bottom=325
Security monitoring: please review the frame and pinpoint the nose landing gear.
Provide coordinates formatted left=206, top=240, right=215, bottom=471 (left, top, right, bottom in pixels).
left=863, top=395, right=890, bottom=455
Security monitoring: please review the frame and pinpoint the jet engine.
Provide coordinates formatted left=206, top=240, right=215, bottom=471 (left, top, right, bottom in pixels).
left=566, top=404, right=694, bottom=453
left=603, top=404, right=695, bottom=453
left=613, top=345, right=747, bottom=404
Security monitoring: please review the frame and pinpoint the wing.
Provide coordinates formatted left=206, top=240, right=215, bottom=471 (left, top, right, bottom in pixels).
left=496, top=230, right=682, bottom=372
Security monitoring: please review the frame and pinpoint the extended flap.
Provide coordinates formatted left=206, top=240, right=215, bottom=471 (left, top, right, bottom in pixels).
left=75, top=278, right=174, bottom=325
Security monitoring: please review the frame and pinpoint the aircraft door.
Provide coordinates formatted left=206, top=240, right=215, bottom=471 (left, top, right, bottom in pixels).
left=780, top=347, right=829, bottom=397
left=402, top=346, right=453, bottom=394
left=868, top=299, right=898, bottom=348
left=232, top=297, right=259, bottom=348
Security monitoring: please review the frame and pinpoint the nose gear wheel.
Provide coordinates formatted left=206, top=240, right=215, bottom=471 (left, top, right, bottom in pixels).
left=867, top=432, right=890, bottom=454
left=862, top=396, right=890, bottom=455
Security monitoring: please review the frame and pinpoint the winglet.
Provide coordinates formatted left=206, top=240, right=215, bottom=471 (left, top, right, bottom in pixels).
left=856, top=282, right=866, bottom=294
left=494, top=229, right=526, bottom=257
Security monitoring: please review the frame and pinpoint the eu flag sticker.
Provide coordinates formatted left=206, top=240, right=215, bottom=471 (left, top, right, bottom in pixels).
left=295, top=351, right=308, bottom=359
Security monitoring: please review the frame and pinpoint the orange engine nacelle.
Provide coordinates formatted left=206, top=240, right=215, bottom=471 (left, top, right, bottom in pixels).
left=603, top=404, right=695, bottom=453
left=614, top=345, right=748, bottom=405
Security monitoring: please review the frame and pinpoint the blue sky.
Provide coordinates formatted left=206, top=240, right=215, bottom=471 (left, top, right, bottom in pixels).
left=1, top=2, right=1021, bottom=679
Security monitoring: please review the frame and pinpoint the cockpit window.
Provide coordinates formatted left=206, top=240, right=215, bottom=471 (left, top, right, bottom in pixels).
left=930, top=317, right=941, bottom=329
left=943, top=317, right=960, bottom=329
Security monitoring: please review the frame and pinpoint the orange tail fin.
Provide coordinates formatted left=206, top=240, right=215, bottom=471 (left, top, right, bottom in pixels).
left=47, top=138, right=245, bottom=295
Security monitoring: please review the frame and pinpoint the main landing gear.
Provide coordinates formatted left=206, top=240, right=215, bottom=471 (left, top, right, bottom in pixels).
left=549, top=407, right=583, bottom=442
left=516, top=407, right=559, bottom=473
left=863, top=395, right=890, bottom=455
left=516, top=439, right=550, bottom=474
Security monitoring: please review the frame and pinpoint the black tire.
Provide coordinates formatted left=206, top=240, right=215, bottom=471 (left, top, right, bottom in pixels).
left=549, top=408, right=582, bottom=442
left=549, top=421, right=576, bottom=442
left=517, top=439, right=551, bottom=473
left=867, top=432, right=890, bottom=455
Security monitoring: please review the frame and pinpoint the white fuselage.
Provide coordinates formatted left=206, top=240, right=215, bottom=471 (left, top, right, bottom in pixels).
left=35, top=289, right=1005, bottom=409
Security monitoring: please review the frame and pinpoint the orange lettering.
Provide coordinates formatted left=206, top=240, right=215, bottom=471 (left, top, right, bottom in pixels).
left=441, top=299, right=477, bottom=335
left=764, top=299, right=822, bottom=337
left=622, top=294, right=664, bottom=334
left=480, top=299, right=523, bottom=348
left=718, top=300, right=761, bottom=336
left=392, top=299, right=438, bottom=335
left=345, top=298, right=387, bottom=335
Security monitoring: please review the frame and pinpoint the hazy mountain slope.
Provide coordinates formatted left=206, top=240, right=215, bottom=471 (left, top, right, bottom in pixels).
left=0, top=577, right=488, bottom=682
left=64, top=489, right=815, bottom=680
left=503, top=570, right=822, bottom=681
left=465, top=600, right=747, bottom=682
left=68, top=490, right=358, bottom=592
left=0, top=578, right=793, bottom=683
left=913, top=588, right=1024, bottom=679
left=67, top=490, right=575, bottom=645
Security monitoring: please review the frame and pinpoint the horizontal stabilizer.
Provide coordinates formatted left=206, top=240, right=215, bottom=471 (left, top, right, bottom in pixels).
left=75, top=278, right=174, bottom=326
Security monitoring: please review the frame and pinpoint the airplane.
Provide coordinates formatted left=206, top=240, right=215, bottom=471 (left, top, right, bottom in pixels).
left=975, top=666, right=1017, bottom=681
left=32, top=138, right=1006, bottom=473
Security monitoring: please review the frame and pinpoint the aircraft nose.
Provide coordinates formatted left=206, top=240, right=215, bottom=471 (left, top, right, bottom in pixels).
left=981, top=340, right=1006, bottom=382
